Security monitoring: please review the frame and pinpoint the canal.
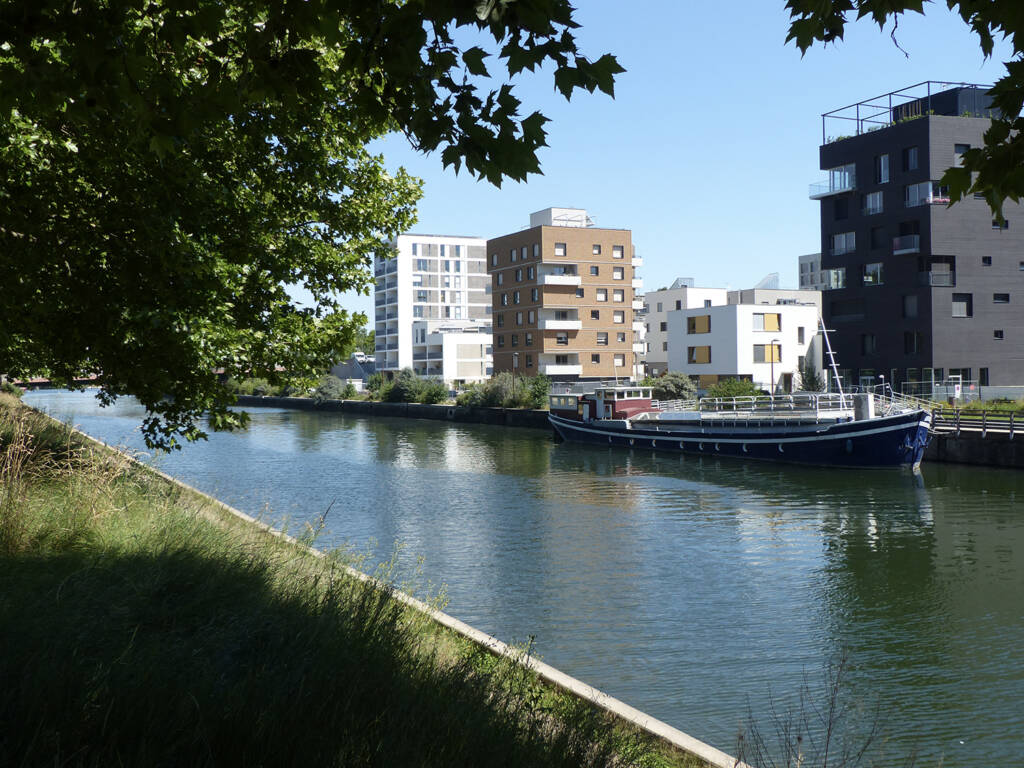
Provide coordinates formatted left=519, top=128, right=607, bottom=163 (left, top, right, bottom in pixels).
left=25, top=391, right=1024, bottom=766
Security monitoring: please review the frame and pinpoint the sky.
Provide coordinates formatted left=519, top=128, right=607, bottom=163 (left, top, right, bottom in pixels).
left=336, top=1, right=1014, bottom=322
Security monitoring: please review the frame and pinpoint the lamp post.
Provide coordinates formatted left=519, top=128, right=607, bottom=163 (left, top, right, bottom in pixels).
left=769, top=337, right=781, bottom=396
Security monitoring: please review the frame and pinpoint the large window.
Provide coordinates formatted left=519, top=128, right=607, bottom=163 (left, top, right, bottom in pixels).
left=596, top=332, right=608, bottom=346
left=613, top=245, right=624, bottom=259
left=556, top=333, right=569, bottom=345
left=830, top=231, right=856, bottom=256
left=613, top=289, right=624, bottom=302
left=688, top=346, right=711, bottom=364
left=862, top=191, right=883, bottom=215
left=613, top=267, right=624, bottom=280
left=875, top=153, right=890, bottom=183
left=753, top=313, right=781, bottom=332
left=687, top=315, right=711, bottom=334
left=863, top=262, right=884, bottom=286
left=613, top=311, right=625, bottom=324
left=554, top=242, right=566, bottom=257
left=614, top=354, right=626, bottom=367
left=752, top=344, right=781, bottom=363
left=902, top=146, right=919, bottom=172
left=952, top=293, right=973, bottom=318
left=596, top=289, right=608, bottom=302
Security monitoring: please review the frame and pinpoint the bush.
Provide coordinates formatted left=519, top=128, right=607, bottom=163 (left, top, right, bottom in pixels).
left=0, top=381, right=24, bottom=399
left=800, top=360, right=825, bottom=392
left=525, top=374, right=550, bottom=409
left=313, top=375, right=354, bottom=404
left=646, top=372, right=696, bottom=402
left=706, top=377, right=761, bottom=399
left=418, top=380, right=449, bottom=405
left=454, top=374, right=547, bottom=409
left=366, top=372, right=385, bottom=398
left=386, top=369, right=421, bottom=403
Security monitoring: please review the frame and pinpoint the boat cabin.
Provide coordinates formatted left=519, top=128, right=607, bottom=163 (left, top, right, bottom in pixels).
left=548, top=386, right=654, bottom=421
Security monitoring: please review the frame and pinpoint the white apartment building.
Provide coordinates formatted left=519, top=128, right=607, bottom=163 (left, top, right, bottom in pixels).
left=410, top=319, right=492, bottom=383
left=666, top=303, right=823, bottom=393
left=798, top=253, right=826, bottom=291
left=374, top=234, right=492, bottom=383
left=726, top=287, right=823, bottom=312
left=642, top=278, right=728, bottom=376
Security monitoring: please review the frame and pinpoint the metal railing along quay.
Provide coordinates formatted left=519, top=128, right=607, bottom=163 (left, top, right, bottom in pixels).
left=930, top=408, right=1024, bottom=438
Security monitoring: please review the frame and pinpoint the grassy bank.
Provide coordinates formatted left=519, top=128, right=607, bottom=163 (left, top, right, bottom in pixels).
left=0, top=394, right=707, bottom=768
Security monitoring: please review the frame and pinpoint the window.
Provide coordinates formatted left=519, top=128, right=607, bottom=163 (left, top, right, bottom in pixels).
left=515, top=311, right=523, bottom=325
left=554, top=310, right=571, bottom=321
left=980, top=367, right=989, bottom=385
left=497, top=335, right=505, bottom=347
left=797, top=326, right=805, bottom=344
left=411, top=243, right=418, bottom=256
left=688, top=346, right=711, bottom=364
left=526, top=354, right=533, bottom=367
left=753, top=344, right=781, bottom=363
left=533, top=243, right=539, bottom=258
left=862, top=191, right=883, bottom=215
left=613, top=311, right=625, bottom=324
left=510, top=334, right=518, bottom=347
left=994, top=330, right=1004, bottom=340
left=596, top=289, right=608, bottom=302
left=903, top=332, right=922, bottom=354
left=656, top=302, right=663, bottom=312
left=591, top=353, right=601, bottom=364
left=491, top=253, right=498, bottom=266
left=614, top=354, right=625, bottom=367
left=515, top=268, right=522, bottom=281
left=575, top=287, right=584, bottom=298
left=554, top=242, right=566, bottom=257
left=994, top=293, right=1010, bottom=303
left=659, top=321, right=668, bottom=331
left=497, top=272, right=504, bottom=286
left=613, top=289, right=624, bottom=302
left=596, top=333, right=608, bottom=346
left=531, top=288, right=539, bottom=301
left=862, top=334, right=877, bottom=354
left=612, top=245, right=624, bottom=259
left=527, top=266, right=535, bottom=279
left=554, top=354, right=569, bottom=365
left=589, top=266, right=599, bottom=276
left=982, top=256, right=992, bottom=266
left=830, top=231, right=856, bottom=256
left=510, top=248, right=517, bottom=262
left=512, top=291, right=520, bottom=304
left=675, top=300, right=682, bottom=310
left=662, top=341, right=668, bottom=351
left=556, top=332, right=568, bottom=345
left=993, top=218, right=1010, bottom=230
left=834, top=197, right=849, bottom=220
left=875, top=153, right=890, bottom=184
left=704, top=299, right=712, bottom=308
left=616, top=332, right=626, bottom=342
left=415, top=258, right=428, bottom=271
left=902, top=145, right=919, bottom=172
left=753, top=312, right=781, bottom=331
left=824, top=267, right=847, bottom=289
left=592, top=244, right=602, bottom=255
left=416, top=290, right=428, bottom=302
left=527, top=310, right=536, bottom=323
left=863, top=262, right=884, bottom=286
left=590, top=309, right=600, bottom=320
left=902, top=295, right=918, bottom=318
left=613, top=267, right=624, bottom=280
left=496, top=314, right=504, bottom=328
left=955, top=143, right=970, bottom=166
left=687, top=315, right=711, bottom=334
left=952, top=293, right=973, bottom=317
left=521, top=246, right=527, bottom=261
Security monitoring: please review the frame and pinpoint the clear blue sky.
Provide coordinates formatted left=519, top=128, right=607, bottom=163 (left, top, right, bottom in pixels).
left=337, top=2, right=1013, bottom=323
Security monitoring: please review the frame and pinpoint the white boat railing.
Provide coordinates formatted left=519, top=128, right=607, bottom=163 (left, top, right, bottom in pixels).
left=651, top=398, right=696, bottom=412
left=697, top=393, right=853, bottom=416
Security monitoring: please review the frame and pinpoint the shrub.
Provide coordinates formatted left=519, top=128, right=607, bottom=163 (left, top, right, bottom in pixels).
left=800, top=360, right=825, bottom=392
left=366, top=372, right=385, bottom=397
left=313, top=375, right=353, bottom=404
left=455, top=385, right=483, bottom=408
left=0, top=381, right=24, bottom=399
left=648, top=372, right=696, bottom=402
left=454, top=374, right=546, bottom=409
left=418, top=379, right=449, bottom=405
left=706, top=377, right=761, bottom=399
left=524, top=374, right=550, bottom=409
left=386, top=369, right=421, bottom=403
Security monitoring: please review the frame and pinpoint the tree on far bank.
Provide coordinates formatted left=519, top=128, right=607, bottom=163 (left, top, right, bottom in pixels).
left=799, top=360, right=825, bottom=392
left=785, top=1, right=1024, bottom=214
left=645, top=373, right=697, bottom=402
left=0, top=0, right=622, bottom=448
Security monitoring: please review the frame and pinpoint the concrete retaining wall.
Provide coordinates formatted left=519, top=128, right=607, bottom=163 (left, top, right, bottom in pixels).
left=236, top=395, right=551, bottom=430
left=925, top=432, right=1024, bottom=468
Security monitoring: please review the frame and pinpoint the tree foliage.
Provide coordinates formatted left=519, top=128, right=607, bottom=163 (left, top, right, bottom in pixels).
left=644, top=373, right=697, bottom=402
left=799, top=360, right=825, bottom=392
left=0, top=0, right=622, bottom=448
left=785, top=0, right=1024, bottom=214
left=705, top=378, right=762, bottom=399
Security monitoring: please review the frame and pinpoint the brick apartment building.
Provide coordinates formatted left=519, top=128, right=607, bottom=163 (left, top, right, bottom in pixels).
left=487, top=208, right=643, bottom=380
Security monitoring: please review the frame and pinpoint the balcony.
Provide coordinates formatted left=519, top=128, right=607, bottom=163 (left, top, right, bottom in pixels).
left=893, top=234, right=921, bottom=255
left=809, top=164, right=857, bottom=199
left=632, top=320, right=645, bottom=332
left=539, top=319, right=582, bottom=331
left=374, top=295, right=387, bottom=306
left=632, top=299, right=644, bottom=310
left=632, top=256, right=643, bottom=267
left=539, top=273, right=581, bottom=287
left=632, top=342, right=646, bottom=354
left=539, top=363, right=583, bottom=376
left=631, top=278, right=643, bottom=289
left=919, top=271, right=955, bottom=287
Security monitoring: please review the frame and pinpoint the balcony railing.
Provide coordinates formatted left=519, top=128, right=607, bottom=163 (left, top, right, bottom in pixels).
left=539, top=273, right=581, bottom=286
left=539, top=319, right=582, bottom=331
left=809, top=167, right=857, bottom=199
left=919, top=271, right=955, bottom=287
left=539, top=363, right=583, bottom=376
left=893, top=234, right=921, bottom=254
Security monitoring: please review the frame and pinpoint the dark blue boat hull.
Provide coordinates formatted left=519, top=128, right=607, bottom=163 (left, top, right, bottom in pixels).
left=549, top=410, right=931, bottom=468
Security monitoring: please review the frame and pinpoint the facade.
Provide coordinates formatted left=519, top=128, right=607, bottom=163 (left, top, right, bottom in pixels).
left=798, top=253, right=826, bottom=290
left=666, top=303, right=823, bottom=392
left=642, top=279, right=728, bottom=376
left=726, top=287, right=822, bottom=310
left=814, top=82, right=1024, bottom=392
left=487, top=208, right=642, bottom=380
left=374, top=234, right=492, bottom=383
left=409, top=319, right=492, bottom=383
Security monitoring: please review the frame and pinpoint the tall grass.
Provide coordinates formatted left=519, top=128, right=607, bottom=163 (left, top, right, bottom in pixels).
left=0, top=396, right=705, bottom=768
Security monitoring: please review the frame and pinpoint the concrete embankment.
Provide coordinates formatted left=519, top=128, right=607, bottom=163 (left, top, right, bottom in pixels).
left=925, top=431, right=1024, bottom=468
left=236, top=395, right=552, bottom=430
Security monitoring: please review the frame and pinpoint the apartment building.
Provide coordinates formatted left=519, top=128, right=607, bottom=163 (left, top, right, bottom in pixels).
left=374, top=234, right=492, bottom=384
left=798, top=254, right=827, bottom=290
left=487, top=208, right=642, bottom=380
left=814, top=81, right=1024, bottom=392
left=726, top=287, right=822, bottom=310
left=666, top=303, right=823, bottom=392
left=642, top=279, right=728, bottom=376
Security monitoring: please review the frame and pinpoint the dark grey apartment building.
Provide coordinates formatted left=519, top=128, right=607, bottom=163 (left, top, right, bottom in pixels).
left=814, top=82, right=1024, bottom=393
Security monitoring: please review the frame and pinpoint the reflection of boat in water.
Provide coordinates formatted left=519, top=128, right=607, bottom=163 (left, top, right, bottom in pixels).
left=548, top=385, right=931, bottom=469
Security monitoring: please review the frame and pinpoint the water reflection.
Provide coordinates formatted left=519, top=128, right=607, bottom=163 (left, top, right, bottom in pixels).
left=23, top=391, right=1024, bottom=766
